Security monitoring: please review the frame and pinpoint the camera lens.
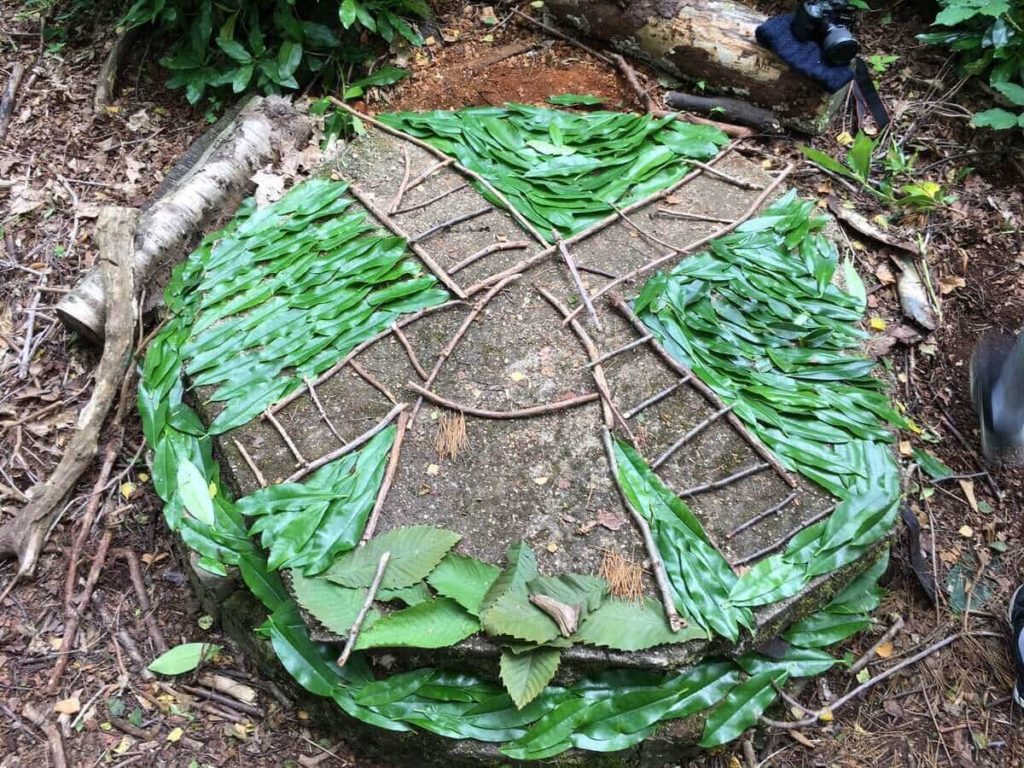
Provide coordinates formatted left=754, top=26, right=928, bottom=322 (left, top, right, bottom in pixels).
left=822, top=25, right=860, bottom=65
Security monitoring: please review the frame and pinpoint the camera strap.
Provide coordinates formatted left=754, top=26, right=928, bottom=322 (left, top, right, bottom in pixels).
left=851, top=58, right=890, bottom=130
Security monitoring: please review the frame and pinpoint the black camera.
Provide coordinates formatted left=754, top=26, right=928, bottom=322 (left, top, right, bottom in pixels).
left=791, top=0, right=860, bottom=66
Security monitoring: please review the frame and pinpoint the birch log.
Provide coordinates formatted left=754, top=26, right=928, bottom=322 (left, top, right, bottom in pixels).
left=57, top=96, right=311, bottom=342
left=543, top=0, right=841, bottom=131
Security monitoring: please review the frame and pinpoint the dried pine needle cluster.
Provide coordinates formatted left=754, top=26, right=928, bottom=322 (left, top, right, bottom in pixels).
left=599, top=549, right=644, bottom=602
left=434, top=410, right=467, bottom=461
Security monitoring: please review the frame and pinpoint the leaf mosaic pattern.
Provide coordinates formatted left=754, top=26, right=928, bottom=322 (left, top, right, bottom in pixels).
left=379, top=105, right=728, bottom=240
left=139, top=121, right=902, bottom=758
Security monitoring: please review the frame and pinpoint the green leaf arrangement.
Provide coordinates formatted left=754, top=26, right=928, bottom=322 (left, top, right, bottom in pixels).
left=378, top=105, right=729, bottom=241
left=139, top=142, right=901, bottom=757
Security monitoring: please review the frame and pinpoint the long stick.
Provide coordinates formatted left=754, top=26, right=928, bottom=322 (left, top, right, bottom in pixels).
left=393, top=182, right=469, bottom=216
left=725, top=492, right=796, bottom=539
left=408, top=382, right=599, bottom=419
left=848, top=616, right=905, bottom=676
left=391, top=322, right=428, bottom=380
left=410, top=274, right=520, bottom=424
left=123, top=549, right=169, bottom=655
left=387, top=147, right=412, bottom=214
left=232, top=439, right=268, bottom=488
left=329, top=97, right=549, bottom=246
left=557, top=237, right=602, bottom=330
left=449, top=241, right=530, bottom=274
left=610, top=292, right=797, bottom=488
left=337, top=552, right=390, bottom=667
left=304, top=376, right=345, bottom=443
left=678, top=461, right=769, bottom=495
left=265, top=409, right=307, bottom=467
left=349, top=359, right=398, bottom=404
left=652, top=404, right=734, bottom=469
left=601, top=427, right=683, bottom=632
left=588, top=334, right=653, bottom=369
left=730, top=503, right=838, bottom=567
left=266, top=299, right=463, bottom=417
left=361, top=412, right=408, bottom=544
left=410, top=206, right=492, bottom=244
left=346, top=182, right=466, bottom=299
left=622, top=376, right=691, bottom=419
left=286, top=403, right=406, bottom=484
left=465, top=141, right=742, bottom=296
left=565, top=163, right=796, bottom=322
left=405, top=158, right=453, bottom=192
left=761, top=633, right=961, bottom=730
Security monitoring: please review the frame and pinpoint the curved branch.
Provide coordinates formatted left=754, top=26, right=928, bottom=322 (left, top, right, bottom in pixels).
left=407, top=382, right=599, bottom=419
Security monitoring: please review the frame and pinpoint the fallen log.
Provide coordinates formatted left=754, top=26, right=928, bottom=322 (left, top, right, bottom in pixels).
left=94, top=25, right=141, bottom=113
left=57, top=96, right=311, bottom=342
left=544, top=0, right=843, bottom=131
left=665, top=91, right=781, bottom=133
left=0, top=207, right=137, bottom=581
left=0, top=62, right=26, bottom=144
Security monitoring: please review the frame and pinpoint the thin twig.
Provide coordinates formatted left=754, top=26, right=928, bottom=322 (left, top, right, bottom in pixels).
left=361, top=413, right=408, bottom=544
left=408, top=382, right=599, bottom=419
left=346, top=182, right=467, bottom=299
left=411, top=274, right=520, bottom=424
left=587, top=334, right=653, bottom=368
left=613, top=53, right=653, bottom=110
left=264, top=409, right=307, bottom=467
left=349, top=359, right=398, bottom=404
left=409, top=205, right=492, bottom=244
left=760, top=633, right=961, bottom=730
left=337, top=552, right=390, bottom=666
left=601, top=426, right=683, bottom=632
left=622, top=376, right=692, bottom=420
left=387, top=146, right=412, bottom=214
left=536, top=286, right=633, bottom=440
left=303, top=376, right=345, bottom=443
left=514, top=9, right=614, bottom=64
left=577, top=264, right=618, bottom=280
left=405, top=158, right=454, bottom=192
left=286, top=403, right=407, bottom=484
left=725, top=492, right=797, bottom=539
left=652, top=404, right=735, bottom=469
left=393, top=181, right=469, bottom=215
left=566, top=163, right=796, bottom=321
left=684, top=159, right=761, bottom=190
left=849, top=616, right=905, bottom=675
left=731, top=503, right=839, bottom=567
left=16, top=279, right=41, bottom=379
left=232, top=439, right=268, bottom=488
left=449, top=240, right=530, bottom=274
left=266, top=299, right=463, bottom=417
left=678, top=461, right=769, bottom=495
left=329, top=98, right=549, bottom=245
left=465, top=141, right=742, bottom=296
left=656, top=208, right=736, bottom=225
left=610, top=292, right=798, bottom=487
left=181, top=685, right=263, bottom=718
left=123, top=549, right=168, bottom=655
left=557, top=236, right=601, bottom=330
left=391, top=322, right=428, bottom=380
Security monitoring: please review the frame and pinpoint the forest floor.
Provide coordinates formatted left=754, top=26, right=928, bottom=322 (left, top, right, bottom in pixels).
left=1, top=0, right=1023, bottom=766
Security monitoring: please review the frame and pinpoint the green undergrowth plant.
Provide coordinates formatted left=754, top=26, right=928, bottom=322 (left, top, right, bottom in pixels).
left=139, top=123, right=902, bottom=757
left=120, top=0, right=425, bottom=104
left=379, top=105, right=729, bottom=241
left=919, top=0, right=1024, bottom=130
left=800, top=132, right=957, bottom=212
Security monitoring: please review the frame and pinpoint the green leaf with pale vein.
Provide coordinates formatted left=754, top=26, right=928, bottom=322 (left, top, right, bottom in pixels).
left=355, top=598, right=479, bottom=650
left=177, top=459, right=214, bottom=525
left=378, top=583, right=433, bottom=606
left=325, top=526, right=461, bottom=590
left=480, top=541, right=538, bottom=613
left=289, top=570, right=376, bottom=636
left=575, top=598, right=708, bottom=651
left=481, top=587, right=561, bottom=644
left=426, top=553, right=500, bottom=615
left=499, top=647, right=562, bottom=709
left=699, top=670, right=787, bottom=748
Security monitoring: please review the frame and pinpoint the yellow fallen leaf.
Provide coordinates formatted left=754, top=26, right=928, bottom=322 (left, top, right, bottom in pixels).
left=959, top=479, right=978, bottom=512
left=166, top=727, right=184, bottom=743
left=120, top=481, right=136, bottom=499
left=728, top=757, right=742, bottom=768
left=510, top=371, right=525, bottom=382
left=959, top=525, right=974, bottom=538
left=297, top=710, right=309, bottom=721
left=875, top=640, right=894, bottom=659
left=854, top=721, right=869, bottom=735
left=138, top=472, right=149, bottom=483
left=898, top=440, right=912, bottom=457
left=836, top=131, right=854, bottom=146
left=868, top=317, right=887, bottom=331
left=50, top=637, right=64, bottom=651
left=787, top=729, right=817, bottom=747
left=546, top=542, right=559, bottom=553
left=426, top=464, right=440, bottom=476
left=54, top=697, right=81, bottom=715
left=113, top=735, right=132, bottom=754
left=533, top=476, right=548, bottom=485
left=819, top=709, right=834, bottom=722
left=208, top=482, right=218, bottom=498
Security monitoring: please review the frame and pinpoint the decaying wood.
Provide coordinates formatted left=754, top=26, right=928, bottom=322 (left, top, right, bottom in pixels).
left=0, top=207, right=137, bottom=580
left=94, top=26, right=140, bottom=113
left=408, top=382, right=599, bottom=419
left=57, top=97, right=311, bottom=342
left=0, top=62, right=26, bottom=144
left=544, top=0, right=838, bottom=129
left=666, top=91, right=782, bottom=133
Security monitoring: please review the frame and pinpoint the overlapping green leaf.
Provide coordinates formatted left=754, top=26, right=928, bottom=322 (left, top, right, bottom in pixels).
left=426, top=552, right=500, bottom=615
left=575, top=598, right=708, bottom=651
left=500, top=647, right=562, bottom=709
left=379, top=105, right=727, bottom=241
left=325, top=525, right=461, bottom=590
left=355, top=598, right=480, bottom=650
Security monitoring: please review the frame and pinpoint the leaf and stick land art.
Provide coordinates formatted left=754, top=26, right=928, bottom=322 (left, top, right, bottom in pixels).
left=141, top=106, right=901, bottom=758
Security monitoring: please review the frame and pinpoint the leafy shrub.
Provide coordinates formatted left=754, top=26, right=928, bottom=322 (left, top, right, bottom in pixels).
left=121, top=0, right=428, bottom=104
left=919, top=0, right=1024, bottom=129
